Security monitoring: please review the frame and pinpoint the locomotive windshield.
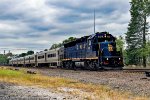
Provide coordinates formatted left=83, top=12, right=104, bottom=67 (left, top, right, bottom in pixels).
left=98, top=37, right=114, bottom=42
left=98, top=34, right=115, bottom=42
left=101, top=42, right=121, bottom=57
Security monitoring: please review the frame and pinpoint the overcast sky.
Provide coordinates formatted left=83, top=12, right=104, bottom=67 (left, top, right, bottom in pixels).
left=0, top=0, right=132, bottom=54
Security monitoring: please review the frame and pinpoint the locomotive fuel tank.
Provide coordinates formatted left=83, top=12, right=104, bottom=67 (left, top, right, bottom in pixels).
left=75, top=62, right=85, bottom=67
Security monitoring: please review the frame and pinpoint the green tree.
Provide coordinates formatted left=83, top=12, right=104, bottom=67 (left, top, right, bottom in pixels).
left=19, top=53, right=26, bottom=57
left=0, top=54, right=7, bottom=65
left=126, top=0, right=150, bottom=67
left=139, top=0, right=150, bottom=67
left=44, top=49, right=48, bottom=51
left=50, top=43, right=62, bottom=50
left=126, top=0, right=141, bottom=65
left=26, top=51, right=34, bottom=55
left=116, top=36, right=124, bottom=52
left=138, top=41, right=150, bottom=60
left=62, top=37, right=76, bottom=44
left=50, top=37, right=76, bottom=50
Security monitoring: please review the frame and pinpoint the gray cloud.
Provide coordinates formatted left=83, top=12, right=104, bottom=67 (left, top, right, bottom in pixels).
left=0, top=0, right=133, bottom=54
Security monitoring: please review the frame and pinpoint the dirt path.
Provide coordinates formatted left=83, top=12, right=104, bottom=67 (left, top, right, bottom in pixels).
left=0, top=82, right=79, bottom=100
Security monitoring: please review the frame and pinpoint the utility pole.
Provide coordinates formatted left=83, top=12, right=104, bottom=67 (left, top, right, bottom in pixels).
left=94, top=9, right=96, bottom=34
left=4, top=50, right=5, bottom=55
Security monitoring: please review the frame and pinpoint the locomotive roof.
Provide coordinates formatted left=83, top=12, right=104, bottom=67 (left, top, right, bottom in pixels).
left=64, top=36, right=89, bottom=47
left=64, top=32, right=115, bottom=48
left=36, top=47, right=60, bottom=55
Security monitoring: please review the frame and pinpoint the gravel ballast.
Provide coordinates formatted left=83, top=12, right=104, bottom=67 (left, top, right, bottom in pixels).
left=31, top=68, right=150, bottom=97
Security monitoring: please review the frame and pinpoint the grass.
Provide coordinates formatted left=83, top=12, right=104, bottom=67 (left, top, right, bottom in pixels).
left=0, top=66, right=149, bottom=100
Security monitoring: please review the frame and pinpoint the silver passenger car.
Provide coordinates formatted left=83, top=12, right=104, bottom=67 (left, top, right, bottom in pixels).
left=10, top=47, right=64, bottom=68
left=28, top=54, right=36, bottom=66
left=11, top=58, right=18, bottom=66
left=37, top=48, right=61, bottom=67
left=24, top=56, right=30, bottom=66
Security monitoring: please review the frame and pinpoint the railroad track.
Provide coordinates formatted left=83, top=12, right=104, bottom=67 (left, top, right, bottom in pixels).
left=122, top=69, right=150, bottom=75
left=2, top=66, right=150, bottom=76
left=123, top=69, right=150, bottom=72
left=105, top=69, right=150, bottom=74
left=105, top=69, right=150, bottom=77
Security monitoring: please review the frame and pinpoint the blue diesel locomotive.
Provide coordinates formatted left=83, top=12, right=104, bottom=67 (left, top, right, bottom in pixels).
left=62, top=32, right=123, bottom=70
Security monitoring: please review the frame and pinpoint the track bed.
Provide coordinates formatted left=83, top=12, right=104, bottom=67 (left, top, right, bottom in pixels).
left=5, top=66, right=150, bottom=97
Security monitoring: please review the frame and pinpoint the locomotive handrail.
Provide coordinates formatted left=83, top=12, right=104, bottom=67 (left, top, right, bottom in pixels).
left=98, top=47, right=108, bottom=65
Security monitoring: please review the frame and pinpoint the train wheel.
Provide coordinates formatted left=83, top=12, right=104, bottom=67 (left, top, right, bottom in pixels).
left=72, top=62, right=77, bottom=71
left=68, top=62, right=72, bottom=69
left=60, top=62, right=63, bottom=69
left=87, top=61, right=95, bottom=70
left=94, top=63, right=100, bottom=71
left=62, top=62, right=65, bottom=69
left=65, top=62, right=70, bottom=69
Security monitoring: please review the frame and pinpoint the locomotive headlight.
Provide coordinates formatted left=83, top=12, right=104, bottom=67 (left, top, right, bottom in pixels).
left=106, top=58, right=109, bottom=60
left=119, top=58, right=121, bottom=60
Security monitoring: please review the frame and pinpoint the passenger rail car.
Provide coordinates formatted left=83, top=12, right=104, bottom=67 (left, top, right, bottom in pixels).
left=37, top=48, right=61, bottom=67
left=10, top=48, right=62, bottom=67
left=28, top=55, right=36, bottom=66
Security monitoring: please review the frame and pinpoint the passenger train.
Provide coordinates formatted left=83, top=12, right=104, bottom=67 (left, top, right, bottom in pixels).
left=9, top=32, right=124, bottom=70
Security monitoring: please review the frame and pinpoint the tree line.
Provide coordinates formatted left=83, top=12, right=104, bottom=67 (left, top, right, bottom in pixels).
left=19, top=51, right=34, bottom=57
left=50, top=37, right=76, bottom=50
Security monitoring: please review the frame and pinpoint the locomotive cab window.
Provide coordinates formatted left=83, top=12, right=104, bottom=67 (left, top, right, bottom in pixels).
left=98, top=35, right=115, bottom=42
